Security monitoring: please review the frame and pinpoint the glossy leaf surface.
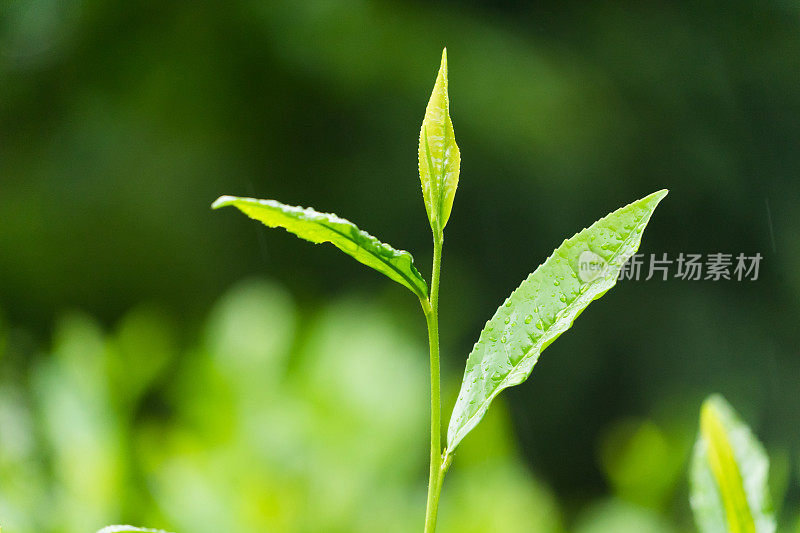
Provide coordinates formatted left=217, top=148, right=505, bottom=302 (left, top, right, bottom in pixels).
left=446, top=190, right=668, bottom=454
left=212, top=196, right=428, bottom=299
left=418, top=48, right=460, bottom=233
left=691, top=395, right=775, bottom=533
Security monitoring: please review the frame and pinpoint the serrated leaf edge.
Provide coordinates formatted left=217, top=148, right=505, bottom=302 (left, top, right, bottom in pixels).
left=212, top=195, right=428, bottom=299
left=446, top=190, right=667, bottom=454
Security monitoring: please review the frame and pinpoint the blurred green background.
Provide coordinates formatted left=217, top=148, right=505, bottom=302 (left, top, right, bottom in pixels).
left=1, top=1, right=799, bottom=531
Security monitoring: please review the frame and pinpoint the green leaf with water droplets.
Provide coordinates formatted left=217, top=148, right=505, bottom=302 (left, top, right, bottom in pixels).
left=212, top=196, right=428, bottom=299
left=418, top=48, right=460, bottom=234
left=691, top=394, right=775, bottom=533
left=446, top=190, right=668, bottom=454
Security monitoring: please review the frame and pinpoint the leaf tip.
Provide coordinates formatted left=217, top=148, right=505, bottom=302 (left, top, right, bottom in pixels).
left=212, top=195, right=238, bottom=210
left=700, top=395, right=719, bottom=428
left=649, top=188, right=669, bottom=203
left=700, top=393, right=728, bottom=426
left=437, top=48, right=448, bottom=84
left=702, top=392, right=725, bottom=407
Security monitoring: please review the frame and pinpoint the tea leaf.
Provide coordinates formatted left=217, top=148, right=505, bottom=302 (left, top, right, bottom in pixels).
left=212, top=196, right=428, bottom=299
left=691, top=395, right=775, bottom=533
left=446, top=190, right=667, bottom=454
left=418, top=48, right=460, bottom=234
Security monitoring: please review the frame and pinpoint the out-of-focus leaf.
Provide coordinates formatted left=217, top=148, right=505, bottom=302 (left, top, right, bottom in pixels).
left=691, top=394, right=775, bottom=533
left=765, top=449, right=790, bottom=520
left=446, top=190, right=667, bottom=454
left=34, top=314, right=123, bottom=531
left=212, top=196, right=428, bottom=299
left=574, top=499, right=676, bottom=533
left=418, top=48, right=460, bottom=233
left=107, top=306, right=176, bottom=411
left=204, top=278, right=296, bottom=388
left=0, top=385, right=47, bottom=532
left=437, top=460, right=562, bottom=533
left=97, top=526, right=173, bottom=533
left=599, top=418, right=684, bottom=510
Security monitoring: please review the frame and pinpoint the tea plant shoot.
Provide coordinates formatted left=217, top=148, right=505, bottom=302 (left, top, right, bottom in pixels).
left=205, top=48, right=666, bottom=533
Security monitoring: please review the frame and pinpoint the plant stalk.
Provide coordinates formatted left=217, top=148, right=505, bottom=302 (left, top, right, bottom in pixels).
left=422, top=235, right=445, bottom=533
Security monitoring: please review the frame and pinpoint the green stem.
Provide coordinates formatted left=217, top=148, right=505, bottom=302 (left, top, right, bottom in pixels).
left=422, top=235, right=445, bottom=533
